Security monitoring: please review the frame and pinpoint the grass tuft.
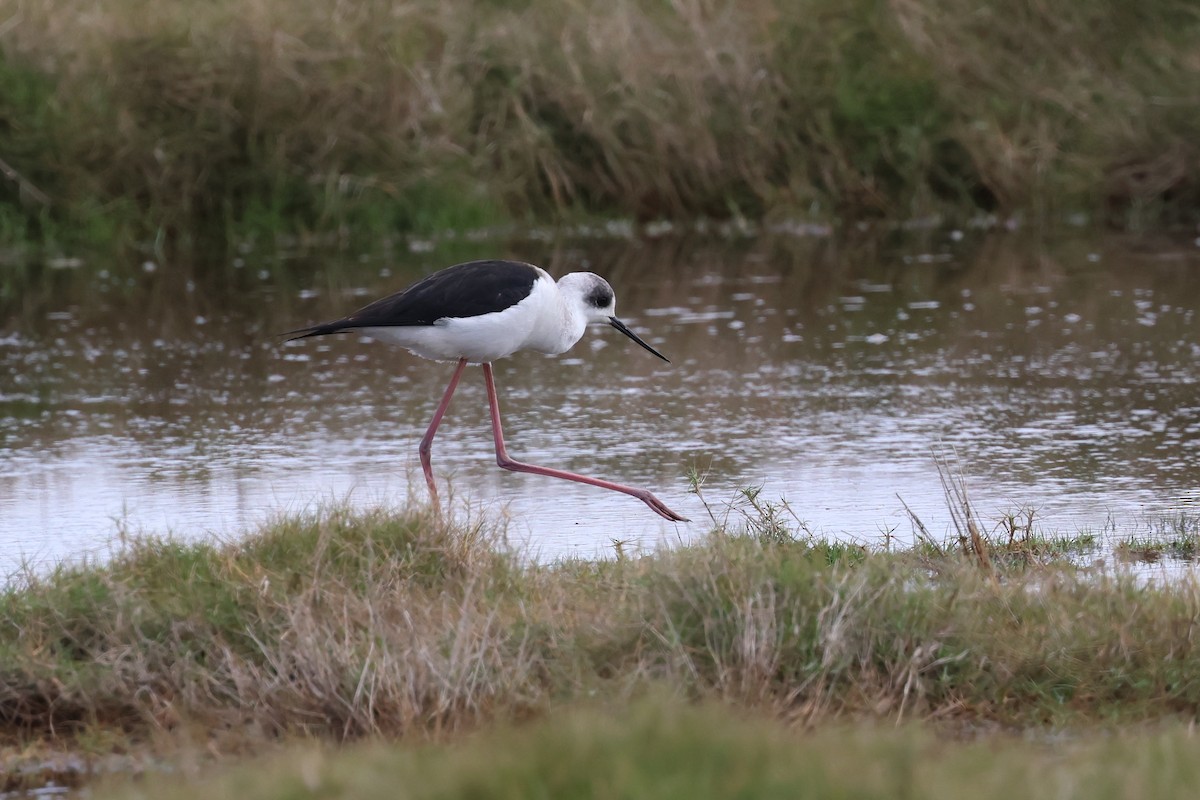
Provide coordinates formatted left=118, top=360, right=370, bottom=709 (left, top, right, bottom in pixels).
left=1117, top=513, right=1200, bottom=563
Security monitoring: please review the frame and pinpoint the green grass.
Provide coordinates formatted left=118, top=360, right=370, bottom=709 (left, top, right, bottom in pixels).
left=91, top=699, right=1200, bottom=800
left=0, top=0, right=1197, bottom=255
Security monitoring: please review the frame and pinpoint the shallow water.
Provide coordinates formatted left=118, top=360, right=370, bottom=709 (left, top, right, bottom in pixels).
left=2, top=231, right=1198, bottom=569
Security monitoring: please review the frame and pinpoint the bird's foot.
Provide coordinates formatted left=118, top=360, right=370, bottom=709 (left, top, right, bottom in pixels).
left=634, top=489, right=690, bottom=523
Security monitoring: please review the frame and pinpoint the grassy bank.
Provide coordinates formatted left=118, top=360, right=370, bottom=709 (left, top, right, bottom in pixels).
left=0, top=0, right=1197, bottom=254
left=3, top=500, right=1200, bottom=792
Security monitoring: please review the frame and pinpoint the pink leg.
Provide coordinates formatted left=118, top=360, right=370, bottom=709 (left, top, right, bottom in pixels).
left=419, top=358, right=469, bottom=506
left=481, top=363, right=688, bottom=522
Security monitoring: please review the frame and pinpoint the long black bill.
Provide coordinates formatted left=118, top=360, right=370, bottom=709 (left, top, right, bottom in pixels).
left=609, top=316, right=670, bottom=363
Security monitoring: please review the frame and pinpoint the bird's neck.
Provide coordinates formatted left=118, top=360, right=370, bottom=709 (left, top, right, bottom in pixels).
left=528, top=291, right=587, bottom=355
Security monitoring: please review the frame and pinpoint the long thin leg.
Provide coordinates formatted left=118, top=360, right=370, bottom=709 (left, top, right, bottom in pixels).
left=419, top=358, right=469, bottom=506
left=481, top=363, right=688, bottom=522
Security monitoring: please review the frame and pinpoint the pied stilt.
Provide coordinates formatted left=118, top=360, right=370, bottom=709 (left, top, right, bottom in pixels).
left=285, top=259, right=687, bottom=522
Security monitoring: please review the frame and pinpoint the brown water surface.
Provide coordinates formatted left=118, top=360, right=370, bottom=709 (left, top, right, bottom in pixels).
left=2, top=231, right=1198, bottom=568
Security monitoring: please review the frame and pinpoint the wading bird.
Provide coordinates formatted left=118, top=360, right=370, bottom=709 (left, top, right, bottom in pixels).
left=285, top=259, right=687, bottom=521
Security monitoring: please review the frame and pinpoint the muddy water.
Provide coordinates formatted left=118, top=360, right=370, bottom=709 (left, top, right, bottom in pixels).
left=1, top=232, right=1198, bottom=569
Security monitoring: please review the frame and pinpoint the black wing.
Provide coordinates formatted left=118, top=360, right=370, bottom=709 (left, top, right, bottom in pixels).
left=285, top=260, right=540, bottom=339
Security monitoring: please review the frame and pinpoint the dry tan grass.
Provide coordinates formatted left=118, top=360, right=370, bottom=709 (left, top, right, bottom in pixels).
left=0, top=0, right=1195, bottom=249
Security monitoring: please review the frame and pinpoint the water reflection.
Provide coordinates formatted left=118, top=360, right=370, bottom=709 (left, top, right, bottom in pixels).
left=1, top=232, right=1198, bottom=570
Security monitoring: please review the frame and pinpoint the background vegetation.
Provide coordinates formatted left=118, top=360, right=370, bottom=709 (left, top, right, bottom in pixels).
left=0, top=0, right=1197, bottom=253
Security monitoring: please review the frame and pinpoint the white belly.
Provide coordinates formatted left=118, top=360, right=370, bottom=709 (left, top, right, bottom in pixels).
left=357, top=298, right=539, bottom=363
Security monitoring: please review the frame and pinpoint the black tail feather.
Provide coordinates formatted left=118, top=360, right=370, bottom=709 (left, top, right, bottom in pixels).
left=279, top=322, right=353, bottom=341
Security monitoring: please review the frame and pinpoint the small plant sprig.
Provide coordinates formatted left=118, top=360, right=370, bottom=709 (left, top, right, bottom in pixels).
left=686, top=463, right=814, bottom=545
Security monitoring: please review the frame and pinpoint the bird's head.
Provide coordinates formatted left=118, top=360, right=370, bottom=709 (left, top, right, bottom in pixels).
left=557, top=272, right=669, bottom=363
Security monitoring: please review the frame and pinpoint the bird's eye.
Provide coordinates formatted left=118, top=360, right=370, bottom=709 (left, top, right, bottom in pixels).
left=588, top=289, right=613, bottom=308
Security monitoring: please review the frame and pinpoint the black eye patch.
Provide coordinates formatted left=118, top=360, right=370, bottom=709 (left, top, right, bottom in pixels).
left=587, top=288, right=614, bottom=308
